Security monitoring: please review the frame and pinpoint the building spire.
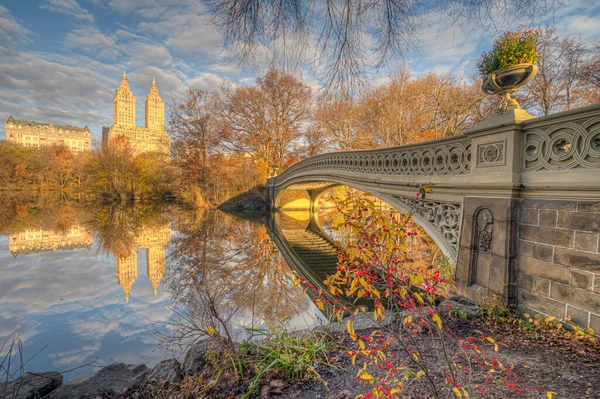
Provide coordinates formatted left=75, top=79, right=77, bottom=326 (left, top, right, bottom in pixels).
left=123, top=70, right=127, bottom=78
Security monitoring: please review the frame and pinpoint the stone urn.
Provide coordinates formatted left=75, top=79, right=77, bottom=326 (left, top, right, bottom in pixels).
left=482, top=63, right=538, bottom=111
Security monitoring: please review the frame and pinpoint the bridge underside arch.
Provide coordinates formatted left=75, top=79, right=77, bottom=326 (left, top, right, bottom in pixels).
left=273, top=176, right=463, bottom=263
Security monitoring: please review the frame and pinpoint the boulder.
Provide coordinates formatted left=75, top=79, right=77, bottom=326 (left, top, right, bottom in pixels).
left=439, top=296, right=479, bottom=319
left=147, top=359, right=183, bottom=384
left=1, top=371, right=63, bottom=399
left=181, top=340, right=211, bottom=375
left=50, top=363, right=148, bottom=399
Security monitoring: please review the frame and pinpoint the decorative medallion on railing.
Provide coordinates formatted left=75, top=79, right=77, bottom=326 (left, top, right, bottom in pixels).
left=392, top=196, right=462, bottom=257
left=476, top=208, right=493, bottom=252
left=522, top=118, right=600, bottom=171
left=477, top=140, right=505, bottom=167
left=275, top=137, right=471, bottom=179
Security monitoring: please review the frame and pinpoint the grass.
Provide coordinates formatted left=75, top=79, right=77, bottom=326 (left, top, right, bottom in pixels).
left=238, top=323, right=334, bottom=398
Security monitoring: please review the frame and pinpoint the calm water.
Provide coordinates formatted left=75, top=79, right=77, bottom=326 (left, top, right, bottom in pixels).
left=0, top=196, right=441, bottom=381
left=0, top=199, right=326, bottom=380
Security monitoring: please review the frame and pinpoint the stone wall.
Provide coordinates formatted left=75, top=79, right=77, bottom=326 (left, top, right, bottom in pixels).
left=517, top=198, right=600, bottom=331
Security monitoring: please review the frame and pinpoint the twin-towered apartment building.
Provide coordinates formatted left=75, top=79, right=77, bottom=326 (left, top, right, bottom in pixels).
left=4, top=73, right=171, bottom=157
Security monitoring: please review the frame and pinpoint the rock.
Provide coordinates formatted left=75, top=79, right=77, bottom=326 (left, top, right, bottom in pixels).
left=147, top=359, right=183, bottom=384
left=181, top=340, right=211, bottom=375
left=50, top=363, right=148, bottom=399
left=1, top=371, right=63, bottom=399
left=439, top=296, right=479, bottom=319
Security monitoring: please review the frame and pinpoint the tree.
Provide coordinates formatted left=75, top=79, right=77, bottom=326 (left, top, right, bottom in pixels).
left=169, top=89, right=221, bottom=192
left=314, top=97, right=371, bottom=150
left=582, top=40, right=600, bottom=89
left=526, top=27, right=587, bottom=115
left=89, top=136, right=135, bottom=194
left=204, top=0, right=561, bottom=94
left=50, top=147, right=75, bottom=188
left=215, top=68, right=312, bottom=170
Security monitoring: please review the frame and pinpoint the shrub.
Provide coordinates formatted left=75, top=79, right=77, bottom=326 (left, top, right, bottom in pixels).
left=477, top=26, right=540, bottom=78
left=295, top=190, right=551, bottom=398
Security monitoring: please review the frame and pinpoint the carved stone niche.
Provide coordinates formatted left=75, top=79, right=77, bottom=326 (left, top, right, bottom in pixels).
left=468, top=208, right=494, bottom=286
left=476, top=208, right=493, bottom=252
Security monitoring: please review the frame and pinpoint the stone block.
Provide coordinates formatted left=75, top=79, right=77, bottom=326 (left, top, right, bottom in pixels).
left=518, top=256, right=569, bottom=284
left=520, top=208, right=538, bottom=225
left=539, top=210, right=558, bottom=227
left=570, top=269, right=594, bottom=290
left=595, top=274, right=600, bottom=293
left=518, top=272, right=533, bottom=291
left=574, top=231, right=598, bottom=252
left=519, top=240, right=535, bottom=258
left=550, top=282, right=600, bottom=314
left=459, top=216, right=474, bottom=249
left=455, top=248, right=472, bottom=283
left=566, top=305, right=589, bottom=327
left=520, top=199, right=577, bottom=211
left=532, top=276, right=550, bottom=297
left=519, top=289, right=566, bottom=319
left=519, top=225, right=574, bottom=248
left=518, top=273, right=550, bottom=297
left=533, top=243, right=554, bottom=262
left=578, top=201, right=600, bottom=213
left=475, top=251, right=492, bottom=287
left=589, top=313, right=600, bottom=333
left=557, top=211, right=600, bottom=233
left=488, top=255, right=509, bottom=294
left=553, top=247, right=600, bottom=270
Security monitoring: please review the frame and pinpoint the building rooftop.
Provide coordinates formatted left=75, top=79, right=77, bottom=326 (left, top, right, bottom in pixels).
left=6, top=116, right=90, bottom=133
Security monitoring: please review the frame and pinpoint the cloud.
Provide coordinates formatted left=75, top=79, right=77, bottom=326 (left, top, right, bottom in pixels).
left=40, top=0, right=95, bottom=23
left=64, top=26, right=120, bottom=60
left=0, top=5, right=30, bottom=48
left=0, top=47, right=118, bottom=137
left=186, top=72, right=229, bottom=91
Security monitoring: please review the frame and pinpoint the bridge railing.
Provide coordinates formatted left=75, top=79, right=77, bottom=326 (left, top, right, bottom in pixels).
left=276, top=134, right=471, bottom=179
left=268, top=103, right=600, bottom=195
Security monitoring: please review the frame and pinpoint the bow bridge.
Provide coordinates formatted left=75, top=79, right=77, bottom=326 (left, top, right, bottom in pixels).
left=267, top=105, right=600, bottom=331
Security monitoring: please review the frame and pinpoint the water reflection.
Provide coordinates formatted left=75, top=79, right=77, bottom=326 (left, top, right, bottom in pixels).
left=9, top=224, right=93, bottom=257
left=162, top=210, right=323, bottom=348
left=93, top=205, right=171, bottom=300
left=0, top=192, right=447, bottom=380
left=0, top=199, right=175, bottom=379
left=0, top=198, right=326, bottom=379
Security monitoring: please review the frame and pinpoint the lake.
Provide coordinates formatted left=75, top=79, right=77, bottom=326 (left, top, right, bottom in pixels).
left=0, top=195, right=441, bottom=380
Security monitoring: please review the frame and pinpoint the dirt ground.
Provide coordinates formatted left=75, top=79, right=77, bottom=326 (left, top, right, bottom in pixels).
left=122, top=316, right=600, bottom=399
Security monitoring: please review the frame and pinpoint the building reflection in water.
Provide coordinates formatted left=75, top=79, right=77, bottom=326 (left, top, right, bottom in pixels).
left=9, top=225, right=93, bottom=257
left=93, top=204, right=173, bottom=301
left=115, top=223, right=171, bottom=301
left=3, top=199, right=173, bottom=301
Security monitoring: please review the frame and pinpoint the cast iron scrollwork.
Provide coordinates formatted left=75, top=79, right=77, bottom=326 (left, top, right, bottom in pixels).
left=476, top=208, right=493, bottom=252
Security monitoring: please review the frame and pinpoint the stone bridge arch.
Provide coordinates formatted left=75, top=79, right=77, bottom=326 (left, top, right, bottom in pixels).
left=267, top=106, right=600, bottom=332
left=274, top=178, right=463, bottom=262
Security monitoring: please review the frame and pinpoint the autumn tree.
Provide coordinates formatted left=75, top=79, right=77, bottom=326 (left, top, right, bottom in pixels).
left=314, top=97, right=372, bottom=150
left=169, top=89, right=221, bottom=192
left=215, top=68, right=312, bottom=170
left=526, top=27, right=587, bottom=115
left=357, top=71, right=485, bottom=147
left=89, top=135, right=135, bottom=194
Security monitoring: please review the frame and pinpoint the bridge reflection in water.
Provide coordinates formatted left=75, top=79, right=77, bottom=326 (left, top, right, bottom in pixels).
left=267, top=208, right=338, bottom=293
left=266, top=194, right=448, bottom=295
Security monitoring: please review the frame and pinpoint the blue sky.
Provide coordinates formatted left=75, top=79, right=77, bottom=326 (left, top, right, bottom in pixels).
left=1, top=0, right=599, bottom=144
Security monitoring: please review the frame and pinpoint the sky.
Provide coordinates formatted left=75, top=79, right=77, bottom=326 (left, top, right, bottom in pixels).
left=0, top=0, right=599, bottom=143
